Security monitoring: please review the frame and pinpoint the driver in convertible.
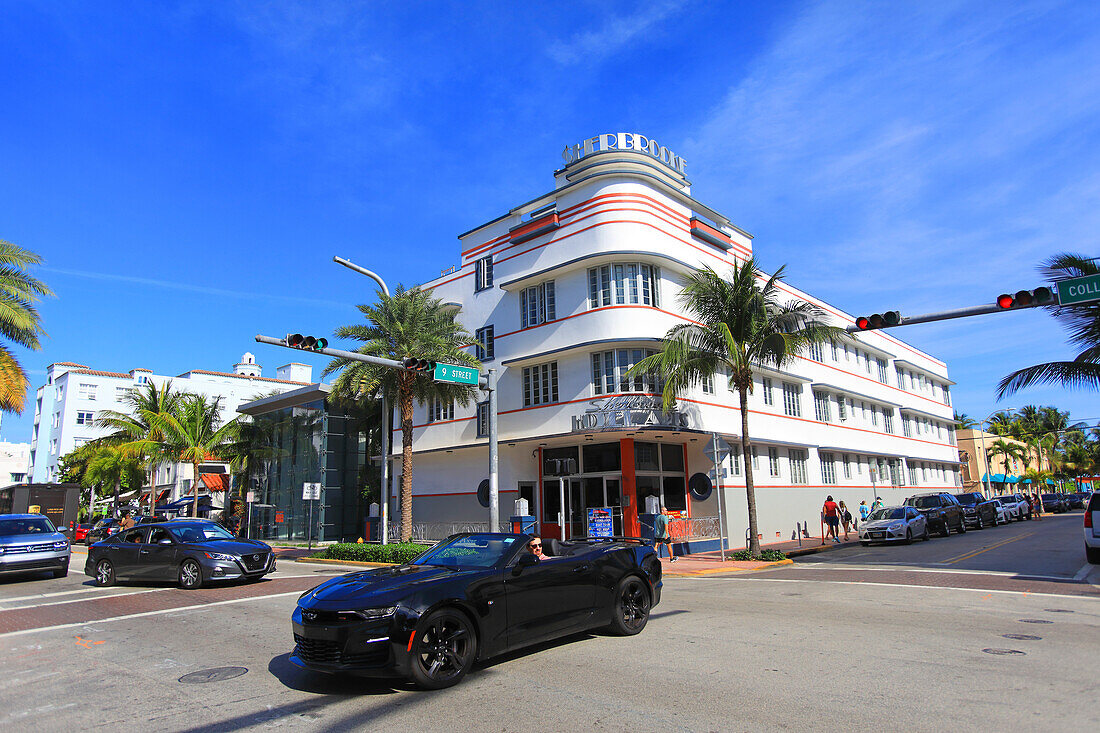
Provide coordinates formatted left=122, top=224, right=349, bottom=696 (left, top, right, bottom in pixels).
left=527, top=537, right=551, bottom=561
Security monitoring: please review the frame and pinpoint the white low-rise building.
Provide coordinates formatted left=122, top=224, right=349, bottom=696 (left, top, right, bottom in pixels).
left=384, top=134, right=960, bottom=545
left=28, top=353, right=312, bottom=506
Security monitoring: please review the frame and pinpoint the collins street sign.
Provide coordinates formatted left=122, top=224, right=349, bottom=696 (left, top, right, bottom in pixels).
left=1056, top=274, right=1100, bottom=306
left=433, top=363, right=480, bottom=385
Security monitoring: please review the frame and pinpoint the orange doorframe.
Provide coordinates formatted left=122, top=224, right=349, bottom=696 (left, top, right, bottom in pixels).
left=620, top=437, right=638, bottom=536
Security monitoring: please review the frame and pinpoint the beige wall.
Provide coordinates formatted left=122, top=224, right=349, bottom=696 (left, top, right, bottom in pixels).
left=957, top=429, right=1051, bottom=493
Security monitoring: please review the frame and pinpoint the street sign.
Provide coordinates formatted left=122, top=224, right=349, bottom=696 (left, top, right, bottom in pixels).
left=302, top=482, right=321, bottom=500
left=1056, top=274, right=1100, bottom=305
left=703, top=435, right=734, bottom=464
left=433, top=362, right=480, bottom=385
left=246, top=491, right=256, bottom=503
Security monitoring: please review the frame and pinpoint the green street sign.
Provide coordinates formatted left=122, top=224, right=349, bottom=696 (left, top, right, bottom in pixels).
left=1056, top=274, right=1100, bottom=305
left=433, top=362, right=480, bottom=385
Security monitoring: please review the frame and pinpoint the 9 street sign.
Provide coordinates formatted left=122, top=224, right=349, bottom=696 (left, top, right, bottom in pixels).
left=433, top=363, right=480, bottom=385
left=1056, top=274, right=1100, bottom=305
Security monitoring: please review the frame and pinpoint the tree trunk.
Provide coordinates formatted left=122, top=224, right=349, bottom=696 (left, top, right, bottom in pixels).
left=113, top=479, right=120, bottom=516
left=739, top=385, right=761, bottom=555
left=399, top=388, right=415, bottom=543
left=192, top=461, right=201, bottom=518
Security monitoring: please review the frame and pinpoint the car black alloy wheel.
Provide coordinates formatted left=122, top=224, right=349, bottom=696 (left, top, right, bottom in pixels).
left=904, top=528, right=913, bottom=545
left=609, top=576, right=651, bottom=636
left=94, top=559, right=115, bottom=587
left=957, top=517, right=967, bottom=534
left=976, top=515, right=984, bottom=530
left=922, top=523, right=931, bottom=541
left=940, top=520, right=951, bottom=538
left=178, top=559, right=203, bottom=590
left=409, top=608, right=477, bottom=689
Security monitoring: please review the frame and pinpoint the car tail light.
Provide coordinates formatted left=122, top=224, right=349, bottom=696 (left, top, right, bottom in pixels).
left=1086, top=511, right=1093, bottom=529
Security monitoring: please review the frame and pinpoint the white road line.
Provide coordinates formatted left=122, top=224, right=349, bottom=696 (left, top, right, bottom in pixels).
left=0, top=587, right=104, bottom=604
left=794, top=564, right=1076, bottom=580
left=1074, top=563, right=1095, bottom=582
left=725, top=576, right=1100, bottom=601
left=0, top=590, right=305, bottom=639
left=1, top=588, right=171, bottom=611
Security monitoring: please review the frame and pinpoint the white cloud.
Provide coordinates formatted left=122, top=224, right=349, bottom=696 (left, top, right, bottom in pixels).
left=546, top=0, right=687, bottom=65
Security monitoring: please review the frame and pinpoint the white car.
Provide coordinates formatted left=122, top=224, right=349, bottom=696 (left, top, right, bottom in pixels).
left=1085, top=492, right=1099, bottom=564
left=859, top=506, right=930, bottom=545
left=993, top=497, right=1018, bottom=522
left=998, top=493, right=1029, bottom=521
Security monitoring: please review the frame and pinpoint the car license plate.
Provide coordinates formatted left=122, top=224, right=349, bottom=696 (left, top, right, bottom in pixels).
left=870, top=532, right=883, bottom=539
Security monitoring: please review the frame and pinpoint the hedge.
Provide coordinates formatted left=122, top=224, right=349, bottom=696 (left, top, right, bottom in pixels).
left=316, top=542, right=431, bottom=564
left=727, top=548, right=787, bottom=562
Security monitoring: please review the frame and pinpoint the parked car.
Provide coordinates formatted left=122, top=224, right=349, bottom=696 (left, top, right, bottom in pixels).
left=858, top=506, right=929, bottom=545
left=1085, top=492, right=1099, bottom=564
left=84, top=517, right=127, bottom=545
left=953, top=492, right=1000, bottom=529
left=1041, top=494, right=1067, bottom=513
left=0, top=514, right=71, bottom=580
left=991, top=498, right=1014, bottom=524
left=85, top=519, right=275, bottom=589
left=71, top=522, right=93, bottom=543
left=1064, top=493, right=1085, bottom=510
left=291, top=532, right=662, bottom=689
left=999, top=493, right=1030, bottom=521
left=904, top=492, right=966, bottom=536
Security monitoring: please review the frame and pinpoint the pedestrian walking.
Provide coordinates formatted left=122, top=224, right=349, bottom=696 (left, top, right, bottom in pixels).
left=871, top=496, right=884, bottom=512
left=838, top=500, right=854, bottom=539
left=653, top=504, right=676, bottom=562
left=1032, top=493, right=1043, bottom=521
left=119, top=510, right=135, bottom=530
left=822, top=495, right=840, bottom=544
left=859, top=499, right=870, bottom=522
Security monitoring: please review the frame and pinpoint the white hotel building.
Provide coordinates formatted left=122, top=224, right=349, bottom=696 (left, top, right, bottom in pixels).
left=389, top=133, right=960, bottom=546
left=28, top=354, right=312, bottom=501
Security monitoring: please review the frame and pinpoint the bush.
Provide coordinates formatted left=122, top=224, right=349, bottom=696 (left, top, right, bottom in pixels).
left=727, top=548, right=786, bottom=562
left=317, top=542, right=431, bottom=564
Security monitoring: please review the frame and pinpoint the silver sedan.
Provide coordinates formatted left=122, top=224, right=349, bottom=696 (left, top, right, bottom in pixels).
left=859, top=506, right=930, bottom=545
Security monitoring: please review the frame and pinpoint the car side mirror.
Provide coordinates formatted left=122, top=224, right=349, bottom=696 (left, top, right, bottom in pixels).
left=158, top=539, right=173, bottom=545
left=512, top=553, right=538, bottom=575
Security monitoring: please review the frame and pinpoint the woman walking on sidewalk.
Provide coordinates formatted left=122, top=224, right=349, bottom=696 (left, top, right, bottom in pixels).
left=839, top=501, right=854, bottom=540
left=822, top=495, right=840, bottom=544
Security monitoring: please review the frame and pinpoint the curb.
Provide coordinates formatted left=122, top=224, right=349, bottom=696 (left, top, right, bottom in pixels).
left=785, top=542, right=860, bottom=558
left=665, top=557, right=793, bottom=577
left=294, top=557, right=395, bottom=568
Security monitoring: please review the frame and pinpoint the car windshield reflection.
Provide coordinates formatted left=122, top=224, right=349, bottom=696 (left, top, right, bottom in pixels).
left=167, top=522, right=236, bottom=543
left=867, top=508, right=905, bottom=521
left=413, top=534, right=519, bottom=568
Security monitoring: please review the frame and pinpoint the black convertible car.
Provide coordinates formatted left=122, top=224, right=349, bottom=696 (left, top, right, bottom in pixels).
left=291, top=532, right=662, bottom=689
left=84, top=519, right=275, bottom=589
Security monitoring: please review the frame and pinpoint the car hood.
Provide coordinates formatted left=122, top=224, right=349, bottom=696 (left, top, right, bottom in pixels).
left=300, top=564, right=468, bottom=607
left=191, top=539, right=270, bottom=554
left=862, top=519, right=905, bottom=530
left=0, top=532, right=67, bottom=547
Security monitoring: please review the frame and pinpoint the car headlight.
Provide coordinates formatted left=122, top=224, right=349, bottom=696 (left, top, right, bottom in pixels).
left=888, top=522, right=903, bottom=530
left=203, top=552, right=237, bottom=561
left=0, top=547, right=6, bottom=555
left=52, top=541, right=68, bottom=550
left=341, top=606, right=398, bottom=620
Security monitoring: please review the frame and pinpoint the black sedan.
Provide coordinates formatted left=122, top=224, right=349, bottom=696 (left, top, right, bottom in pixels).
left=1041, top=494, right=1067, bottom=513
left=954, top=492, right=1000, bottom=529
left=85, top=519, right=275, bottom=589
left=291, top=532, right=662, bottom=689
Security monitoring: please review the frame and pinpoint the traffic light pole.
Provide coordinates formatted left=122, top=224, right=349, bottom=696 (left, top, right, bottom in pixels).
left=846, top=301, right=1032, bottom=333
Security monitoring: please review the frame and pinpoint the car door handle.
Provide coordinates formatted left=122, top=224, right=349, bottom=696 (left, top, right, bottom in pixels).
left=573, top=564, right=590, bottom=573
left=139, top=549, right=151, bottom=554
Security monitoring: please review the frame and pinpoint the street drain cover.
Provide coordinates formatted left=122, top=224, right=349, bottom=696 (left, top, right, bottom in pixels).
left=1017, top=619, right=1052, bottom=624
left=1043, top=608, right=1073, bottom=613
left=1003, top=633, right=1041, bottom=641
left=982, top=648, right=1025, bottom=655
left=179, top=667, right=248, bottom=684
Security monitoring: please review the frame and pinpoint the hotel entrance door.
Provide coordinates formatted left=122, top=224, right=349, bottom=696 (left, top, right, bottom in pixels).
left=563, top=476, right=623, bottom=539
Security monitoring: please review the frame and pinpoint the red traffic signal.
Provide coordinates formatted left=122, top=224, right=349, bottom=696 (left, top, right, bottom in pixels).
left=854, top=311, right=901, bottom=331
left=996, top=287, right=1054, bottom=309
left=286, top=333, right=328, bottom=351
left=402, top=357, right=436, bottom=372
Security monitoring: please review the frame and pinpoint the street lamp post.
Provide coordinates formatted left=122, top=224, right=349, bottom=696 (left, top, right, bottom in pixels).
left=334, top=256, right=392, bottom=545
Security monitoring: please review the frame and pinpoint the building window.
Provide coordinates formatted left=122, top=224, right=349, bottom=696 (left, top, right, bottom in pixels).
left=865, top=352, right=873, bottom=374
left=948, top=427, right=956, bottom=445
left=782, top=383, right=801, bottom=417
left=76, top=410, right=94, bottom=425
left=789, top=449, right=808, bottom=484
left=909, top=464, right=919, bottom=486
left=520, top=281, right=556, bottom=328
left=702, top=372, right=715, bottom=395
left=890, top=459, right=903, bottom=486
left=820, top=452, right=836, bottom=485
left=876, top=358, right=888, bottom=384
left=883, top=409, right=894, bottom=434
left=871, top=405, right=879, bottom=426
left=902, top=417, right=912, bottom=438
left=808, top=341, right=823, bottom=362
left=427, top=398, right=453, bottom=423
left=55, top=386, right=63, bottom=400
left=475, top=326, right=495, bottom=361
left=475, top=256, right=494, bottom=292
left=50, top=438, right=58, bottom=454
left=837, top=397, right=848, bottom=421
left=522, top=362, right=559, bottom=407
left=587, top=263, right=661, bottom=308
left=896, top=366, right=906, bottom=388
left=830, top=342, right=839, bottom=361
left=762, top=377, right=774, bottom=406
left=135, top=375, right=149, bottom=385
left=592, top=349, right=663, bottom=395
left=78, top=383, right=97, bottom=400
left=768, top=447, right=780, bottom=477
left=942, top=385, right=951, bottom=406
left=52, top=412, right=60, bottom=428
left=729, top=449, right=741, bottom=476
left=843, top=454, right=852, bottom=479
left=751, top=447, right=759, bottom=471
left=813, top=391, right=831, bottom=422
left=115, top=386, right=131, bottom=402
left=476, top=402, right=489, bottom=438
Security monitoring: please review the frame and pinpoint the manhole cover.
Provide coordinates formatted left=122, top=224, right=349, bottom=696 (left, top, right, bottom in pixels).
left=1003, top=633, right=1041, bottom=641
left=1043, top=608, right=1073, bottom=613
left=1017, top=619, right=1052, bottom=624
left=982, top=648, right=1026, bottom=656
left=179, top=667, right=248, bottom=684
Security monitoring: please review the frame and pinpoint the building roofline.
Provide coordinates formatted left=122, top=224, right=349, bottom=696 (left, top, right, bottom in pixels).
left=177, top=369, right=310, bottom=385
left=237, top=383, right=331, bottom=415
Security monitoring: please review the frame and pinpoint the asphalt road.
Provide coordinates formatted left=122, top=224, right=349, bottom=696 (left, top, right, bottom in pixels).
left=0, top=517, right=1096, bottom=732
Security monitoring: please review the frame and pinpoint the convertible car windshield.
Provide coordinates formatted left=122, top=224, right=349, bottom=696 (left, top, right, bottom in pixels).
left=168, top=522, right=237, bottom=542
left=413, top=533, right=520, bottom=568
left=867, top=508, right=905, bottom=521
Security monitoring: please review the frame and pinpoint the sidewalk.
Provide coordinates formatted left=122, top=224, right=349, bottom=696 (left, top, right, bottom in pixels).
left=660, top=531, right=864, bottom=576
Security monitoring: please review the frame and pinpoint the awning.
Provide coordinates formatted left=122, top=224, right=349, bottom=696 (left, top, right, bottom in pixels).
left=1046, top=478, right=1056, bottom=485
left=1006, top=476, right=1019, bottom=484
left=158, top=496, right=223, bottom=512
left=200, top=473, right=230, bottom=492
left=985, top=473, right=1007, bottom=482
left=1021, top=478, right=1032, bottom=484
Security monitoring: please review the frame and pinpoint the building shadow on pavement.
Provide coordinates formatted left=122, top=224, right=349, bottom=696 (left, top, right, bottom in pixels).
left=268, top=652, right=404, bottom=695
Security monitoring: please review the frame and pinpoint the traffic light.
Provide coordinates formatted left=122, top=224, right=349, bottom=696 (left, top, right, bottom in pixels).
left=996, top=287, right=1055, bottom=309
left=402, top=357, right=436, bottom=372
left=854, top=311, right=901, bottom=331
left=286, top=333, right=328, bottom=351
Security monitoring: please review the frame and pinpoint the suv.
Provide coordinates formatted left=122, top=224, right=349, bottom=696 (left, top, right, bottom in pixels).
left=1041, top=494, right=1067, bottom=513
left=904, top=492, right=966, bottom=537
left=0, top=514, right=71, bottom=579
left=953, top=492, right=1000, bottom=529
left=1085, top=492, right=1099, bottom=564
left=999, top=493, right=1031, bottom=521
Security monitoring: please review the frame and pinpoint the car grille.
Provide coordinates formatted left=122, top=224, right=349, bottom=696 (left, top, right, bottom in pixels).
left=294, top=634, right=388, bottom=667
left=4, top=544, right=57, bottom=554
left=241, top=553, right=268, bottom=572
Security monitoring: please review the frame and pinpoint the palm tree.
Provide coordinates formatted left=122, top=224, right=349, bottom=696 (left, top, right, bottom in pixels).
left=986, top=440, right=1026, bottom=493
left=627, top=259, right=843, bottom=555
left=0, top=239, right=53, bottom=414
left=987, top=410, right=1016, bottom=436
left=82, top=445, right=146, bottom=515
left=953, top=412, right=978, bottom=429
left=149, top=394, right=239, bottom=518
left=322, top=285, right=481, bottom=542
left=999, top=253, right=1100, bottom=396
left=95, top=381, right=184, bottom=517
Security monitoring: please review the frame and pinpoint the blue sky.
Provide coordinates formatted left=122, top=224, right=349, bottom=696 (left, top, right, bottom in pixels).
left=3, top=0, right=1100, bottom=443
